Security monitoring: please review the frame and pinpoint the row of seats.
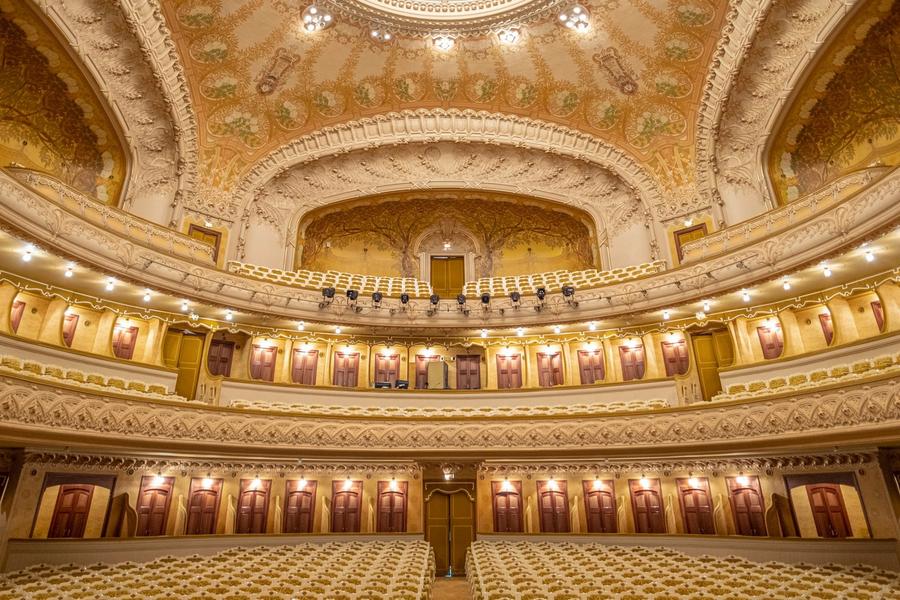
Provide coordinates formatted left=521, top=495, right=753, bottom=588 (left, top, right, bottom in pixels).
left=466, top=541, right=899, bottom=600
left=461, top=261, right=666, bottom=297
left=713, top=353, right=900, bottom=402
left=0, top=541, right=435, bottom=600
left=227, top=261, right=434, bottom=298
left=229, top=397, right=670, bottom=417
left=0, top=355, right=185, bottom=402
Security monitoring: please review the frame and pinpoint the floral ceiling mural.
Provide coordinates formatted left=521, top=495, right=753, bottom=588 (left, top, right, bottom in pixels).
left=769, top=0, right=900, bottom=204
left=297, top=192, right=598, bottom=278
left=160, top=0, right=726, bottom=191
left=0, top=0, right=126, bottom=204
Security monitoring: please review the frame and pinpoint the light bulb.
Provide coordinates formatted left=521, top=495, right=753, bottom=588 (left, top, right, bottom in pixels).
left=225, top=309, right=233, bottom=321
left=498, top=28, right=520, bottom=45
left=683, top=218, right=693, bottom=227
left=21, top=244, right=34, bottom=262
left=822, top=263, right=832, bottom=277
left=480, top=329, right=488, bottom=338
left=741, top=289, right=750, bottom=302
left=863, top=245, right=875, bottom=262
left=782, top=277, right=791, bottom=291
left=662, top=310, right=670, bottom=320
left=588, top=322, right=597, bottom=332
left=516, top=327, right=525, bottom=337
left=105, top=278, right=116, bottom=291
left=639, top=477, right=651, bottom=489
left=181, top=300, right=189, bottom=312
left=297, top=321, right=305, bottom=331
left=334, top=326, right=342, bottom=335
left=143, top=289, right=152, bottom=302
left=702, top=300, right=711, bottom=312
left=553, top=325, right=561, bottom=334
left=64, top=263, right=74, bottom=278
left=433, top=35, right=454, bottom=51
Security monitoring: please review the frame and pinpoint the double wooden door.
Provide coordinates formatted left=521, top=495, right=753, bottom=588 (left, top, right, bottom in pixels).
left=415, top=355, right=439, bottom=389
left=136, top=476, right=174, bottom=537
left=284, top=480, right=317, bottom=533
left=757, top=326, right=783, bottom=359
left=661, top=340, right=689, bottom=376
left=62, top=313, right=79, bottom=347
left=496, top=354, right=522, bottom=389
left=291, top=349, right=318, bottom=385
left=426, top=490, right=475, bottom=577
left=583, top=480, right=617, bottom=533
left=630, top=479, right=665, bottom=533
left=186, top=478, right=222, bottom=535
left=807, top=484, right=852, bottom=538
left=331, top=480, right=363, bottom=532
left=207, top=339, right=234, bottom=377
left=726, top=477, right=766, bottom=536
left=333, top=352, right=360, bottom=387
left=374, top=354, right=400, bottom=386
left=48, top=484, right=94, bottom=538
left=537, top=480, right=569, bottom=533
left=456, top=355, right=481, bottom=389
left=577, top=350, right=605, bottom=384
left=619, top=345, right=645, bottom=381
left=112, top=326, right=139, bottom=359
left=249, top=345, right=277, bottom=381
left=536, top=353, right=564, bottom=387
left=377, top=481, right=408, bottom=532
left=491, top=481, right=523, bottom=532
left=236, top=479, right=270, bottom=534
left=676, top=478, right=715, bottom=535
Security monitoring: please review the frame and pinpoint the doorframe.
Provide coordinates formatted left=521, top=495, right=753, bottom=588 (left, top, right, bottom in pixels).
left=420, top=252, right=475, bottom=289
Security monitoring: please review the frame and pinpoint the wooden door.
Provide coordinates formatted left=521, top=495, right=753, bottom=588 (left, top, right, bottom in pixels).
left=496, top=354, right=522, bottom=389
left=456, top=355, right=481, bottom=389
left=677, top=478, right=715, bottom=535
left=674, top=223, right=708, bottom=262
left=577, top=350, right=605, bottom=384
left=62, top=313, right=79, bottom=347
left=756, top=326, right=783, bottom=359
left=174, top=332, right=204, bottom=400
left=807, top=484, right=852, bottom=538
left=112, top=326, right=139, bottom=359
left=10, top=300, right=25, bottom=333
left=630, top=479, right=665, bottom=533
left=415, top=355, right=440, bottom=389
left=136, top=476, right=174, bottom=537
left=661, top=340, right=689, bottom=376
left=491, top=481, right=523, bottom=532
left=207, top=339, right=235, bottom=377
left=726, top=477, right=766, bottom=536
left=332, top=352, right=360, bottom=387
left=291, top=349, right=318, bottom=385
left=537, top=480, right=570, bottom=533
left=619, top=345, right=645, bottom=381
left=871, top=300, right=884, bottom=331
left=536, top=353, right=564, bottom=387
left=186, top=478, right=222, bottom=535
left=583, top=480, right=617, bottom=533
left=249, top=345, right=277, bottom=381
left=283, top=480, right=317, bottom=533
left=374, top=354, right=400, bottom=386
left=818, top=313, right=834, bottom=345
left=377, top=481, right=408, bottom=532
left=426, top=489, right=475, bottom=577
left=236, top=479, right=270, bottom=534
left=48, top=484, right=94, bottom=538
left=430, top=256, right=465, bottom=299
left=331, top=480, right=363, bottom=533
left=187, top=224, right=222, bottom=261
left=691, top=333, right=724, bottom=401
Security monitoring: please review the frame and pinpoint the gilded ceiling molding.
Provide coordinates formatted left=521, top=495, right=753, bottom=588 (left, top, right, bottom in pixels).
left=0, top=167, right=897, bottom=328
left=233, top=109, right=666, bottom=214
left=0, top=376, right=896, bottom=454
left=476, top=452, right=879, bottom=476
left=695, top=0, right=857, bottom=215
left=32, top=0, right=199, bottom=224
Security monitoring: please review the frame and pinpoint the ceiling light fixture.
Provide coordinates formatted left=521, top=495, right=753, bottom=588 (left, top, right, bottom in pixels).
left=782, top=277, right=791, bottom=291
left=433, top=34, right=455, bottom=52
left=143, top=289, right=152, bottom=303
left=21, top=244, right=34, bottom=262
left=302, top=4, right=333, bottom=33
left=370, top=30, right=392, bottom=42
left=181, top=300, right=189, bottom=312
left=588, top=321, right=597, bottom=332
left=297, top=321, right=305, bottom=331
left=662, top=309, right=671, bottom=320
left=553, top=325, right=561, bottom=334
left=480, top=328, right=488, bottom=338
left=822, top=263, right=833, bottom=278
left=559, top=4, right=591, bottom=32
left=64, top=263, right=74, bottom=277
left=702, top=300, right=711, bottom=313
left=741, top=289, right=751, bottom=303
left=683, top=218, right=694, bottom=227
left=334, top=326, right=342, bottom=335
left=863, top=244, right=875, bottom=262
left=516, top=327, right=525, bottom=337
left=497, top=28, right=521, bottom=45
left=105, top=277, right=116, bottom=292
left=225, top=309, right=233, bottom=321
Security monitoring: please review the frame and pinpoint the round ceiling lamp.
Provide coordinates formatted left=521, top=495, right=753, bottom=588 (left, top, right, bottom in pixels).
left=302, top=4, right=334, bottom=33
left=433, top=34, right=455, bottom=52
left=497, top=28, right=522, bottom=45
left=558, top=3, right=590, bottom=32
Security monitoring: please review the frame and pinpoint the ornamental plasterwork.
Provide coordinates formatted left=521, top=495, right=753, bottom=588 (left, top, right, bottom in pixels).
left=255, top=141, right=634, bottom=239
left=0, top=376, right=896, bottom=453
left=31, top=0, right=199, bottom=223
left=0, top=167, right=897, bottom=327
left=694, top=0, right=856, bottom=214
left=160, top=0, right=726, bottom=193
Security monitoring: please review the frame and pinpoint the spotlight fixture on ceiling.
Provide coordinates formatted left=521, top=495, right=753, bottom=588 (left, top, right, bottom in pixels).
left=782, top=277, right=791, bottom=291
left=64, top=263, right=74, bottom=278
left=863, top=243, right=875, bottom=262
left=297, top=321, right=305, bottom=331
left=741, top=289, right=751, bottom=303
left=181, top=300, right=190, bottom=312
left=822, top=262, right=833, bottom=277
left=372, top=291, right=383, bottom=308
left=105, top=277, right=116, bottom=292
left=21, top=244, right=34, bottom=262
left=302, top=4, right=333, bottom=33
left=347, top=289, right=359, bottom=302
left=480, top=328, right=488, bottom=338
left=558, top=4, right=590, bottom=32
left=662, top=309, right=671, bottom=320
left=370, top=30, right=392, bottom=42
left=562, top=285, right=577, bottom=307
left=497, top=28, right=521, bottom=45
left=433, top=34, right=455, bottom=52
left=400, top=293, right=410, bottom=306
left=143, top=289, right=152, bottom=303
left=481, top=293, right=491, bottom=308
left=225, top=309, right=233, bottom=321
left=510, top=291, right=521, bottom=309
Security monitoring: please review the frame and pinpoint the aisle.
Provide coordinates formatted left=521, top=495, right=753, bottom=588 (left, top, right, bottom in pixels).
left=432, top=577, right=471, bottom=600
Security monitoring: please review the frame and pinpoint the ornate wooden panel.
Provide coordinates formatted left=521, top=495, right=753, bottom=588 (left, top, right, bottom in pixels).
left=62, top=313, right=79, bottom=348
left=249, top=345, right=277, bottom=382
left=112, top=326, right=139, bottom=360
left=332, top=352, right=360, bottom=387
left=577, top=350, right=605, bottom=384
left=536, top=353, right=564, bottom=387
left=807, top=484, right=852, bottom=538
left=207, top=340, right=235, bottom=377
left=291, top=349, right=318, bottom=385
left=676, top=478, right=715, bottom=535
left=496, top=354, right=522, bottom=389
left=456, top=355, right=481, bottom=389
left=661, top=340, right=689, bottom=376
left=619, top=345, right=645, bottom=381
left=374, top=354, right=400, bottom=386
left=756, top=326, right=783, bottom=360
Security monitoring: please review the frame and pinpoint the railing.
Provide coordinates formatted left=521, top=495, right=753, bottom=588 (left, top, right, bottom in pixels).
left=461, top=262, right=667, bottom=297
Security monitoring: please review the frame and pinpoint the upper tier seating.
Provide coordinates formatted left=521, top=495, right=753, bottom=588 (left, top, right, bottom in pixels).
left=712, top=353, right=900, bottom=402
left=461, top=261, right=666, bottom=297
left=0, top=355, right=186, bottom=402
left=466, top=541, right=899, bottom=600
left=0, top=540, right=435, bottom=600
left=227, top=261, right=433, bottom=298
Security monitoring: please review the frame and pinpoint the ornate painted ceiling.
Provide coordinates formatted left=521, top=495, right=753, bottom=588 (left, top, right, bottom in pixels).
left=161, top=0, right=726, bottom=194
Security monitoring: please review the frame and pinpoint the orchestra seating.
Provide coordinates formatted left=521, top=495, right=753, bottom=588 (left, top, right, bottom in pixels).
left=227, top=261, right=433, bottom=298
left=0, top=355, right=184, bottom=401
left=465, top=541, right=900, bottom=600
left=0, top=540, right=435, bottom=600
left=461, top=261, right=666, bottom=297
left=712, top=354, right=900, bottom=402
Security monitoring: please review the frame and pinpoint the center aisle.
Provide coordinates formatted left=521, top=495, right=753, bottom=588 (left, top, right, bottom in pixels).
left=432, top=578, right=472, bottom=600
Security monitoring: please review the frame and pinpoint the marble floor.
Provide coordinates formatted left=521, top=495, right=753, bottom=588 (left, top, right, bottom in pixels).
left=432, top=577, right=471, bottom=600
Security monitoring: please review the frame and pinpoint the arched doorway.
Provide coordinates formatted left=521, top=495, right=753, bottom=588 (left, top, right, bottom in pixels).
left=425, top=483, right=475, bottom=577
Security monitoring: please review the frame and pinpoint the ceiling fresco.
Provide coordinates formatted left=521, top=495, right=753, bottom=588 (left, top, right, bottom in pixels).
left=768, top=0, right=900, bottom=204
left=160, top=0, right=727, bottom=192
left=0, top=0, right=126, bottom=203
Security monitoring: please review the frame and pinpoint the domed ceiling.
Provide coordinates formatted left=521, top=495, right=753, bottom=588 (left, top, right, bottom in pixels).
left=161, top=0, right=725, bottom=192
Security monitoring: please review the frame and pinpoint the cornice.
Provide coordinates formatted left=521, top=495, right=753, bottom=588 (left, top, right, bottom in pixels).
left=0, top=376, right=896, bottom=456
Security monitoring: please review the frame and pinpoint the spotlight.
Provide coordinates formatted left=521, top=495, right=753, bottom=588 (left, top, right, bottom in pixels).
left=334, top=326, right=342, bottom=335
left=302, top=3, right=333, bottom=33
left=105, top=277, right=116, bottom=291
left=347, top=289, right=359, bottom=302
left=322, top=287, right=336, bottom=299
left=562, top=286, right=576, bottom=297
left=536, top=287, right=546, bottom=301
left=400, top=293, right=410, bottom=305
left=516, top=327, right=525, bottom=337
left=741, top=289, right=751, bottom=302
left=702, top=300, right=711, bottom=313
left=64, top=263, right=75, bottom=278
left=433, top=34, right=454, bottom=51
left=225, top=309, right=233, bottom=321
left=588, top=321, right=597, bottom=332
left=510, top=292, right=521, bottom=308
left=497, top=28, right=520, bottom=45
left=553, top=325, right=561, bottom=335
left=863, top=244, right=875, bottom=262
left=822, top=263, right=833, bottom=277
left=457, top=294, right=466, bottom=306
left=481, top=293, right=491, bottom=305
left=21, top=244, right=34, bottom=262
left=430, top=294, right=440, bottom=306
left=181, top=300, right=189, bottom=312
left=143, top=289, right=152, bottom=303
left=372, top=291, right=383, bottom=305
left=662, top=309, right=671, bottom=320
left=782, top=277, right=791, bottom=291
left=559, top=3, right=591, bottom=31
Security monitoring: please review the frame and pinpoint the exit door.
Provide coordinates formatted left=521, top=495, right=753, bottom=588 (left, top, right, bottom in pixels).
left=426, top=489, right=475, bottom=576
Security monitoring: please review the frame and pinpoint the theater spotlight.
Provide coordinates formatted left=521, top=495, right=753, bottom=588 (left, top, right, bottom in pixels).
left=320, top=286, right=336, bottom=308
left=562, top=285, right=578, bottom=307
left=372, top=291, right=383, bottom=306
left=347, top=289, right=359, bottom=301
left=427, top=293, right=441, bottom=316
left=400, top=293, right=410, bottom=305
left=481, top=293, right=491, bottom=308
left=457, top=294, right=469, bottom=315
left=510, top=291, right=521, bottom=308
left=536, top=287, right=546, bottom=300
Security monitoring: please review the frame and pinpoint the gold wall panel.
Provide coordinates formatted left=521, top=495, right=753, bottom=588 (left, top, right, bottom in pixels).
left=0, top=1, right=126, bottom=203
